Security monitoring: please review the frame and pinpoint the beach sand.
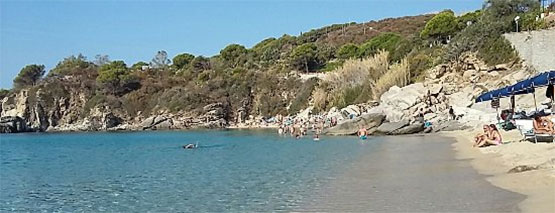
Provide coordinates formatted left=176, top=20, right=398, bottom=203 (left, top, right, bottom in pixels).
left=446, top=130, right=555, bottom=213
left=299, top=135, right=524, bottom=212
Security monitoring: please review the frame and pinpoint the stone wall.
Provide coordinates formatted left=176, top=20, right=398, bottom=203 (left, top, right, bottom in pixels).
left=504, top=28, right=555, bottom=72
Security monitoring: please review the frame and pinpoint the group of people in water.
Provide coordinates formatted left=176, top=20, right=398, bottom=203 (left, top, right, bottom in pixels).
left=277, top=116, right=335, bottom=141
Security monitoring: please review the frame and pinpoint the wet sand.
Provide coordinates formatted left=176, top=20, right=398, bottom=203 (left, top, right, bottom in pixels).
left=298, top=135, right=524, bottom=212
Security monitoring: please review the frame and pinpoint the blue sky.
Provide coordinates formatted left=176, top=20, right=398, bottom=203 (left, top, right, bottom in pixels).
left=0, top=0, right=483, bottom=89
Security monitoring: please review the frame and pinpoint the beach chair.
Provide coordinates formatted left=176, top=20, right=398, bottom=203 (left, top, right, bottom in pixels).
left=514, top=119, right=555, bottom=143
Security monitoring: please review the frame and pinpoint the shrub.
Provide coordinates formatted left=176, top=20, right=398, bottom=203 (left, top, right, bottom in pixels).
left=420, top=10, right=457, bottom=43
left=172, top=53, right=195, bottom=69
left=336, top=43, right=359, bottom=59
left=50, top=54, right=92, bottom=76
left=289, top=43, right=318, bottom=72
left=0, top=89, right=9, bottom=99
left=288, top=78, right=318, bottom=114
left=478, top=37, right=517, bottom=66
left=13, top=64, right=45, bottom=89
left=358, top=33, right=404, bottom=59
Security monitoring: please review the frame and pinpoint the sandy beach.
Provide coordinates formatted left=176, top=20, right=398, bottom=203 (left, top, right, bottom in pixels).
left=446, top=130, right=555, bottom=213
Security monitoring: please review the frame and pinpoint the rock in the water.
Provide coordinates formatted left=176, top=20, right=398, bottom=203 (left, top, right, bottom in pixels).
left=376, top=120, right=410, bottom=134
left=392, top=122, right=425, bottom=135
left=322, top=113, right=385, bottom=135
left=0, top=116, right=28, bottom=133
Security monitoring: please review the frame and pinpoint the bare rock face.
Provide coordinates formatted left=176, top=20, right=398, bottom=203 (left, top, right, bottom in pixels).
left=376, top=120, right=410, bottom=135
left=0, top=116, right=28, bottom=133
left=0, top=89, right=50, bottom=132
left=433, top=120, right=471, bottom=132
left=141, top=115, right=174, bottom=130
left=392, top=122, right=425, bottom=135
left=200, top=103, right=229, bottom=128
left=323, top=113, right=385, bottom=135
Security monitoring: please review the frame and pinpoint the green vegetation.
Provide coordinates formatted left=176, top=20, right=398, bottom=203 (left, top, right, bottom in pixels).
left=420, top=10, right=457, bottom=43
left=4, top=0, right=547, bottom=120
left=96, top=61, right=139, bottom=95
left=172, top=53, right=195, bottom=69
left=336, top=43, right=359, bottom=60
left=289, top=43, right=318, bottom=72
left=446, top=0, right=541, bottom=65
left=50, top=54, right=92, bottom=76
left=358, top=33, right=404, bottom=59
left=220, top=44, right=248, bottom=68
left=13, top=64, right=45, bottom=89
left=0, top=89, right=9, bottom=99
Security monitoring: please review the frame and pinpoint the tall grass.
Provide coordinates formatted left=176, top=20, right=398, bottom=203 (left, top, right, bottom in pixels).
left=313, top=50, right=410, bottom=111
left=370, top=58, right=410, bottom=100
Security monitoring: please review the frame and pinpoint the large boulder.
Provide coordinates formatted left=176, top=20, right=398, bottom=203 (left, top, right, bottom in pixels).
left=327, top=107, right=344, bottom=122
left=322, top=113, right=385, bottom=135
left=341, top=105, right=361, bottom=117
left=428, top=84, right=443, bottom=95
left=141, top=115, right=174, bottom=130
left=376, top=120, right=410, bottom=135
left=297, top=107, right=313, bottom=121
left=380, top=83, right=427, bottom=111
left=434, top=120, right=471, bottom=132
left=392, top=122, right=425, bottom=135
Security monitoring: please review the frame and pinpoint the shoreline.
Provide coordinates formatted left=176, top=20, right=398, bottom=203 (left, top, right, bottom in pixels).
left=443, top=130, right=555, bottom=213
left=298, top=134, right=523, bottom=212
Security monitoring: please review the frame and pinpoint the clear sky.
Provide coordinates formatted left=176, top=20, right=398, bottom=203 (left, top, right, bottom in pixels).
left=0, top=0, right=484, bottom=89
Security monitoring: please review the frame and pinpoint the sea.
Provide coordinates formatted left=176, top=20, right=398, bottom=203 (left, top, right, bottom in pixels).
left=0, top=130, right=523, bottom=212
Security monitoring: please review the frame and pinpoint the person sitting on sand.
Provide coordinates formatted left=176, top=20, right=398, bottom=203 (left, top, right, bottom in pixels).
left=475, top=124, right=502, bottom=147
left=533, top=115, right=554, bottom=134
left=473, top=125, right=490, bottom=147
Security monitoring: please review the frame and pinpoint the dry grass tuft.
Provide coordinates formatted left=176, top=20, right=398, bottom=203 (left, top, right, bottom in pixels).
left=313, top=50, right=410, bottom=110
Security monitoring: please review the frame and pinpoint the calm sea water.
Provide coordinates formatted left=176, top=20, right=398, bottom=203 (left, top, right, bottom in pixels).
left=0, top=130, right=376, bottom=212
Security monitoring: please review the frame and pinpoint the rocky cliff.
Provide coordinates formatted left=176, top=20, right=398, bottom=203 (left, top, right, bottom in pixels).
left=0, top=88, right=231, bottom=133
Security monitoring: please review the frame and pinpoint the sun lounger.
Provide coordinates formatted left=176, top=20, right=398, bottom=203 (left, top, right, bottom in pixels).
left=515, top=119, right=555, bottom=143
left=523, top=132, right=554, bottom=143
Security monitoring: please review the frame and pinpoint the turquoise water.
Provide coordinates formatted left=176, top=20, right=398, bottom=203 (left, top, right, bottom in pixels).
left=0, top=130, right=375, bottom=212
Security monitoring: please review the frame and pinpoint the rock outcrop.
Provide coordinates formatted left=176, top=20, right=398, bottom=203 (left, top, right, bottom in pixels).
left=392, top=122, right=425, bottom=135
left=323, top=113, right=385, bottom=135
left=376, top=120, right=410, bottom=135
left=0, top=116, right=28, bottom=133
left=141, top=115, right=174, bottom=130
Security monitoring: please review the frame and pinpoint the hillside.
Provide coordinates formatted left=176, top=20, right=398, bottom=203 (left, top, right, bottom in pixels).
left=1, top=0, right=553, bottom=133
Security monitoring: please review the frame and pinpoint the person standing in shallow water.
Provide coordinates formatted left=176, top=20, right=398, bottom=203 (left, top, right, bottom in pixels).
left=357, top=125, right=367, bottom=139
